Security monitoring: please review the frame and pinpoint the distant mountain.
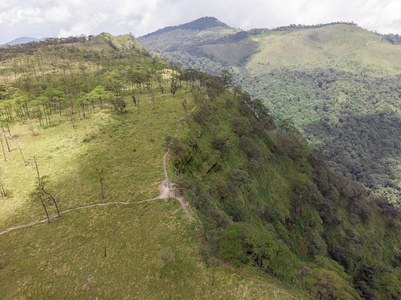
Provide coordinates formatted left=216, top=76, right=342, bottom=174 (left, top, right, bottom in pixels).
left=138, top=17, right=254, bottom=69
left=0, top=33, right=145, bottom=54
left=141, top=16, right=230, bottom=38
left=4, top=37, right=40, bottom=45
left=139, top=18, right=401, bottom=205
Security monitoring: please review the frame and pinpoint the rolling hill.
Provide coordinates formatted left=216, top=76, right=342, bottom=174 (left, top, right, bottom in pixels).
left=139, top=18, right=401, bottom=205
left=1, top=30, right=401, bottom=299
left=0, top=33, right=312, bottom=299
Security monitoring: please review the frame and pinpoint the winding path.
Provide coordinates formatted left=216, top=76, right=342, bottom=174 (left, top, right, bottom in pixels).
left=0, top=104, right=301, bottom=299
left=0, top=107, right=196, bottom=236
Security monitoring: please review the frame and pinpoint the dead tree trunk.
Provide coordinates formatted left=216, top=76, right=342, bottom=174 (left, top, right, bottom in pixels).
left=0, top=122, right=10, bottom=152
left=0, top=186, right=6, bottom=197
left=42, top=188, right=60, bottom=217
left=40, top=191, right=50, bottom=223
left=9, top=135, right=27, bottom=166
left=33, top=155, right=41, bottom=184
left=0, top=137, right=6, bottom=161
left=159, top=261, right=167, bottom=279
left=100, top=178, right=104, bottom=199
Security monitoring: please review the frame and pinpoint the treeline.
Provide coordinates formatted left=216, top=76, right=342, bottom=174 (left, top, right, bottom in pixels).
left=0, top=35, right=88, bottom=56
left=170, top=82, right=401, bottom=299
left=247, top=21, right=357, bottom=36
left=381, top=33, right=401, bottom=45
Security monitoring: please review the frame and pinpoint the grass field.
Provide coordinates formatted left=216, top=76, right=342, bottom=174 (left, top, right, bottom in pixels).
left=248, top=24, right=401, bottom=74
left=0, top=85, right=310, bottom=299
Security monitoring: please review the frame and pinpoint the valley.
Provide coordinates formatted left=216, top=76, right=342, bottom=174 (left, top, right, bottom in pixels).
left=139, top=18, right=401, bottom=206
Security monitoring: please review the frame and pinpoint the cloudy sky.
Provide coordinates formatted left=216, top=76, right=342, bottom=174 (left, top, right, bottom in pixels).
left=1, top=0, right=401, bottom=44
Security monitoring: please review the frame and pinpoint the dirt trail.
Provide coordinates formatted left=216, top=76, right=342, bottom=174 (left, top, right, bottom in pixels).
left=160, top=106, right=197, bottom=221
left=0, top=107, right=196, bottom=236
left=0, top=196, right=166, bottom=236
left=0, top=105, right=301, bottom=299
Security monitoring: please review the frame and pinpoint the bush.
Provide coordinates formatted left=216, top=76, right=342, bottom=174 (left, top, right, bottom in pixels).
left=228, top=168, right=251, bottom=187
left=232, top=116, right=253, bottom=136
left=112, top=98, right=127, bottom=112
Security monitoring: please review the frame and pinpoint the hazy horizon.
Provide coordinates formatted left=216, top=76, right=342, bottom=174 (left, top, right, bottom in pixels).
left=1, top=0, right=401, bottom=44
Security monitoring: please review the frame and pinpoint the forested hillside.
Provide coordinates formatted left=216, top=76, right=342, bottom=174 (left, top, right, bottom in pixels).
left=139, top=19, right=401, bottom=205
left=168, top=71, right=401, bottom=299
left=0, top=33, right=311, bottom=299
left=1, top=31, right=401, bottom=299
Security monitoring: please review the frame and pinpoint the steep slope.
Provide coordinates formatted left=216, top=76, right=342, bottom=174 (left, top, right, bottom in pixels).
left=247, top=24, right=401, bottom=74
left=138, top=17, right=252, bottom=71
left=169, top=73, right=401, bottom=299
left=0, top=37, right=311, bottom=299
left=139, top=19, right=401, bottom=205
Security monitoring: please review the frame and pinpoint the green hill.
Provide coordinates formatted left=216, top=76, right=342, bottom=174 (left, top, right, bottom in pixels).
left=1, top=32, right=401, bottom=300
left=247, top=24, right=401, bottom=74
left=139, top=19, right=401, bottom=206
left=0, top=35, right=311, bottom=299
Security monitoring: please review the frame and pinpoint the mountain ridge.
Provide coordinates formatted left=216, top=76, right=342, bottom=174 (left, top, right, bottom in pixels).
left=3, top=36, right=41, bottom=46
left=141, top=16, right=231, bottom=38
left=138, top=17, right=401, bottom=206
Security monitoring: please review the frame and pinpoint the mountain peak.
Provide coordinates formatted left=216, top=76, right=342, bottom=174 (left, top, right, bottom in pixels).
left=4, top=37, right=40, bottom=46
left=141, top=17, right=230, bottom=38
left=180, top=17, right=230, bottom=30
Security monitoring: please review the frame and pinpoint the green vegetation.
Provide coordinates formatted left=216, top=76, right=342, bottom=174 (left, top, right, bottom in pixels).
left=0, top=35, right=311, bottom=299
left=170, top=78, right=401, bottom=299
left=139, top=19, right=401, bottom=208
left=2, top=27, right=401, bottom=299
left=243, top=68, right=401, bottom=205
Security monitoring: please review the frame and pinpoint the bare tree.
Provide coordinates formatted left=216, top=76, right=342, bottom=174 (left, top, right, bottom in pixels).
left=0, top=168, right=6, bottom=197
left=182, top=99, right=188, bottom=114
left=32, top=156, right=61, bottom=218
left=31, top=183, right=50, bottom=223
left=0, top=121, right=10, bottom=152
left=159, top=248, right=174, bottom=279
left=88, top=274, right=92, bottom=300
left=28, top=120, right=36, bottom=136
left=0, top=136, right=6, bottom=162
left=9, top=135, right=27, bottom=166
left=93, top=167, right=106, bottom=199
left=208, top=257, right=218, bottom=286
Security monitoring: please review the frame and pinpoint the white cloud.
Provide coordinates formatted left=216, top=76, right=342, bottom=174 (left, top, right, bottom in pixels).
left=43, top=5, right=72, bottom=24
left=59, top=22, right=94, bottom=37
left=1, top=0, right=401, bottom=44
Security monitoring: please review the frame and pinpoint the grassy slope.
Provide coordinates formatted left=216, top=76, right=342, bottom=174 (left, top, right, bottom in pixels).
left=200, top=39, right=258, bottom=66
left=247, top=24, right=401, bottom=74
left=0, top=84, right=308, bottom=299
left=2, top=201, right=307, bottom=299
left=140, top=23, right=401, bottom=76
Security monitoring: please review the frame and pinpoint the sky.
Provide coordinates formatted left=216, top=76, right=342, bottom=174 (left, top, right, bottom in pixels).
left=1, top=0, right=401, bottom=44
